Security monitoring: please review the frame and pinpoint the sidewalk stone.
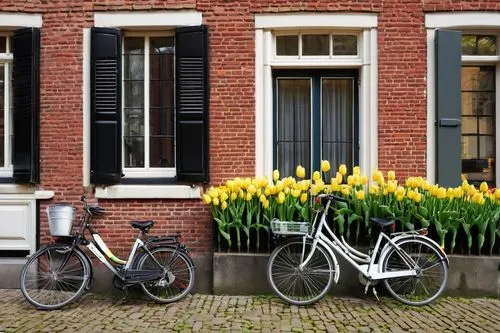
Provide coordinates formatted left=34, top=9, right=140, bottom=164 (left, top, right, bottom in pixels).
left=0, top=290, right=499, bottom=332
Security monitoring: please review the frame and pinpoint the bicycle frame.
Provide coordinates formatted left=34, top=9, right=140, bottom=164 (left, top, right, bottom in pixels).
left=298, top=198, right=420, bottom=281
left=71, top=204, right=170, bottom=280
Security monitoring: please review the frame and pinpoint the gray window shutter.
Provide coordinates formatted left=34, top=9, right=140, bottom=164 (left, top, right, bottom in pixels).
left=90, top=27, right=122, bottom=185
left=175, top=25, right=209, bottom=183
left=435, top=29, right=462, bottom=187
left=12, top=28, right=40, bottom=184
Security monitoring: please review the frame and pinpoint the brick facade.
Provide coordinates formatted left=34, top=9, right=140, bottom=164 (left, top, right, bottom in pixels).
left=1, top=1, right=499, bottom=255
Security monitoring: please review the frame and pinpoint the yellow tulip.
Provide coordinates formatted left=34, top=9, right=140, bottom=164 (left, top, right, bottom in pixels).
left=202, top=194, right=212, bottom=204
left=453, top=187, right=463, bottom=198
left=238, top=189, right=244, bottom=199
left=347, top=175, right=355, bottom=186
left=353, top=166, right=360, bottom=175
left=230, top=192, right=237, bottom=201
left=242, top=178, right=251, bottom=189
left=291, top=189, right=301, bottom=198
left=416, top=177, right=423, bottom=188
left=356, top=190, right=365, bottom=200
left=360, top=175, right=368, bottom=185
left=208, top=188, right=218, bottom=198
left=472, top=192, right=483, bottom=204
left=221, top=192, right=229, bottom=201
left=296, top=165, right=306, bottom=178
left=413, top=193, right=422, bottom=203
left=407, top=190, right=415, bottom=200
left=259, top=194, right=266, bottom=203
left=387, top=180, right=396, bottom=193
left=284, top=187, right=290, bottom=195
left=495, top=189, right=500, bottom=200
left=245, top=193, right=252, bottom=201
left=437, top=187, right=446, bottom=199
left=467, top=185, right=477, bottom=197
left=263, top=199, right=270, bottom=209
left=273, top=169, right=280, bottom=182
left=321, top=160, right=331, bottom=173
left=330, top=179, right=339, bottom=191
left=338, top=164, right=347, bottom=176
left=341, top=185, right=351, bottom=196
left=396, top=194, right=404, bottom=202
left=369, top=184, right=379, bottom=195
left=446, top=187, right=454, bottom=199
left=298, top=193, right=307, bottom=204
left=247, top=184, right=256, bottom=195
left=275, top=181, right=284, bottom=193
left=422, top=180, right=430, bottom=191
left=221, top=201, right=228, bottom=210
left=480, top=182, right=488, bottom=193
left=396, top=186, right=405, bottom=196
left=277, top=191, right=286, bottom=204
left=462, top=180, right=469, bottom=191
left=388, top=170, right=395, bottom=181
left=336, top=172, right=343, bottom=184
left=213, top=197, right=220, bottom=206
left=264, top=188, right=271, bottom=196
left=312, top=171, right=321, bottom=182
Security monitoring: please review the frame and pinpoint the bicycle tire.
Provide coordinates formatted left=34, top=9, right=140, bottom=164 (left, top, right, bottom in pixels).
left=267, top=238, right=334, bottom=306
left=135, top=246, right=195, bottom=303
left=20, top=244, right=90, bottom=310
left=382, top=238, right=448, bottom=306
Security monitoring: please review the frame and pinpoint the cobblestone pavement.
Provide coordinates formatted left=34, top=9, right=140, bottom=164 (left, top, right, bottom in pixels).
left=0, top=289, right=499, bottom=333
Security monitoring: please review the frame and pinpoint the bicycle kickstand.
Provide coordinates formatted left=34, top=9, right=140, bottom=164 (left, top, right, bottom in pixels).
left=364, top=280, right=380, bottom=302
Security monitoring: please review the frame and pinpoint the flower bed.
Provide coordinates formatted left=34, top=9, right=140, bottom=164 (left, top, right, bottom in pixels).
left=203, top=161, right=500, bottom=255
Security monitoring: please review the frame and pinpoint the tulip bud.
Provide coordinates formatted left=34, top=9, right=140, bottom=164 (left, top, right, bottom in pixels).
left=338, top=164, right=347, bottom=176
left=321, top=160, right=331, bottom=173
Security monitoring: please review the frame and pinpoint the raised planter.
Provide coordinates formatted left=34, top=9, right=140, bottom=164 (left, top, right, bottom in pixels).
left=214, top=252, right=500, bottom=297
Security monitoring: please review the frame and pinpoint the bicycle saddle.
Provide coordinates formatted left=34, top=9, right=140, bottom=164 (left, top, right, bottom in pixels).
left=130, top=220, right=154, bottom=232
left=370, top=217, right=394, bottom=228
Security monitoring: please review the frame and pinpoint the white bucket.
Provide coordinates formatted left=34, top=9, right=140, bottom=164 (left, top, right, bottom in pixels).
left=47, top=205, right=76, bottom=237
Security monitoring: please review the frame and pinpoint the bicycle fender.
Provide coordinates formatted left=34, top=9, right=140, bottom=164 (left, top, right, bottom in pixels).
left=317, top=238, right=340, bottom=284
left=378, top=235, right=449, bottom=273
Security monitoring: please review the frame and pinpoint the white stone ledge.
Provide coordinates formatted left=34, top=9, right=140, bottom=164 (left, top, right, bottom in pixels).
left=95, top=185, right=202, bottom=199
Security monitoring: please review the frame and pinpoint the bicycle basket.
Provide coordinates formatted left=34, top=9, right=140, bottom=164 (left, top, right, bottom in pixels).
left=47, top=204, right=76, bottom=237
left=270, top=219, right=309, bottom=236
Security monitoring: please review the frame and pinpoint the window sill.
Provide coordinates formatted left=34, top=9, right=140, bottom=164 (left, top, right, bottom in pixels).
left=95, top=184, right=202, bottom=199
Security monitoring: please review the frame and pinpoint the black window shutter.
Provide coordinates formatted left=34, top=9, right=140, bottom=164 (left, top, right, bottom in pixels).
left=90, top=27, right=122, bottom=185
left=12, top=28, right=40, bottom=184
left=175, top=25, right=209, bottom=183
left=435, top=29, right=462, bottom=187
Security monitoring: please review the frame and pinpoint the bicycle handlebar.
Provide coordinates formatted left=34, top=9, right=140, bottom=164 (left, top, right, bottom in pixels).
left=316, top=193, right=348, bottom=203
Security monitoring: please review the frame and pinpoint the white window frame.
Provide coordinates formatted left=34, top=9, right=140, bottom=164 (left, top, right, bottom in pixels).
left=0, top=33, right=13, bottom=178
left=255, top=13, right=378, bottom=179
left=85, top=10, right=202, bottom=199
left=121, top=32, right=176, bottom=179
left=425, top=12, right=500, bottom=187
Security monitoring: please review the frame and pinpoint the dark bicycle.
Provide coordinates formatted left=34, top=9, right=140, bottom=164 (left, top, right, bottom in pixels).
left=20, top=196, right=195, bottom=310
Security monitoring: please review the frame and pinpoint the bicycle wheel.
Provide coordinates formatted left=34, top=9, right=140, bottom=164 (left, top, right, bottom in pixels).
left=382, top=238, right=448, bottom=306
left=267, top=238, right=334, bottom=306
left=20, top=244, right=90, bottom=310
left=136, top=246, right=195, bottom=303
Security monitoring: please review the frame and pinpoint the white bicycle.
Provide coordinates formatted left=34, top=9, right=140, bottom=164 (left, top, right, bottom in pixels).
left=267, top=193, right=449, bottom=306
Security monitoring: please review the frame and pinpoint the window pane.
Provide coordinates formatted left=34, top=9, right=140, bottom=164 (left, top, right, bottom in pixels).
left=0, top=37, right=5, bottom=53
left=461, top=35, right=497, bottom=55
left=462, top=67, right=480, bottom=90
left=332, top=35, right=357, bottom=55
left=302, top=35, right=329, bottom=56
left=322, top=78, right=353, bottom=170
left=479, top=70, right=495, bottom=90
left=276, top=79, right=311, bottom=177
left=461, top=35, right=477, bottom=55
left=477, top=36, right=497, bottom=56
left=150, top=137, right=174, bottom=167
left=0, top=65, right=4, bottom=166
left=124, top=81, right=144, bottom=107
left=461, top=117, right=476, bottom=134
left=462, top=136, right=477, bottom=159
left=478, top=92, right=494, bottom=115
left=479, top=117, right=494, bottom=135
left=479, top=136, right=495, bottom=159
left=150, top=37, right=174, bottom=80
left=461, top=92, right=475, bottom=115
left=276, top=36, right=298, bottom=56
left=124, top=108, right=144, bottom=167
left=124, top=38, right=144, bottom=80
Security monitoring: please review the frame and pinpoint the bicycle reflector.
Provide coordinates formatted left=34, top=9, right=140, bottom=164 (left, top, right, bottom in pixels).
left=418, top=229, right=428, bottom=236
left=315, top=197, right=322, bottom=205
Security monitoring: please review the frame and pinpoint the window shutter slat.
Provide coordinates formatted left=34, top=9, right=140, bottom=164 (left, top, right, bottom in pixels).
left=12, top=28, right=40, bottom=184
left=175, top=25, right=209, bottom=182
left=435, top=29, right=462, bottom=187
left=90, top=27, right=122, bottom=185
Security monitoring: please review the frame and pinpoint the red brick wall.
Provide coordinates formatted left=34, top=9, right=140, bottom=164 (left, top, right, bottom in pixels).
left=1, top=1, right=498, bottom=254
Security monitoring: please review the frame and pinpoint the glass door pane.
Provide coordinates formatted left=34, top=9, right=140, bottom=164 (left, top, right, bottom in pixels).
left=322, top=78, right=354, bottom=171
left=276, top=78, right=311, bottom=178
left=461, top=66, right=496, bottom=185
